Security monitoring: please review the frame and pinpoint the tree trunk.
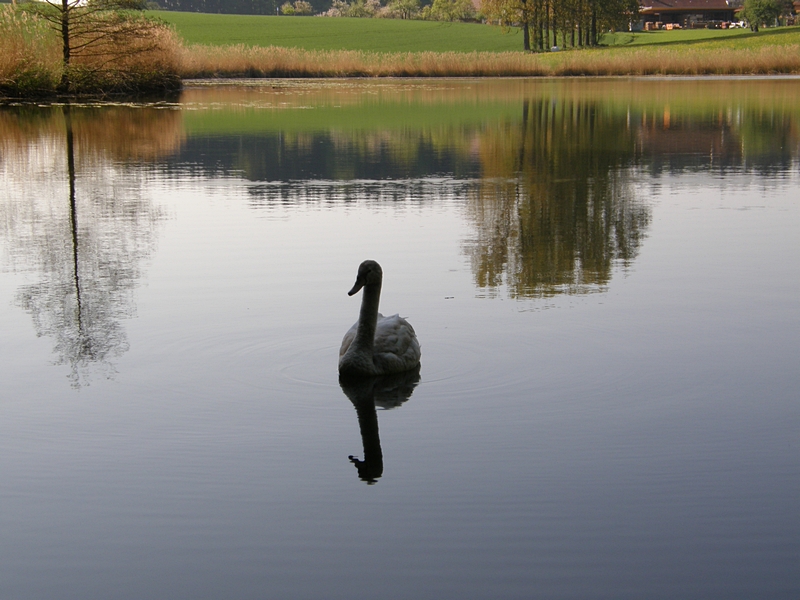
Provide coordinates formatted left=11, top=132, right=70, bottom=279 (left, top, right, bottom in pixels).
left=522, top=0, right=531, bottom=51
left=59, top=0, right=71, bottom=92
left=544, top=0, right=549, bottom=50
left=553, top=18, right=558, bottom=49
left=524, top=21, right=531, bottom=51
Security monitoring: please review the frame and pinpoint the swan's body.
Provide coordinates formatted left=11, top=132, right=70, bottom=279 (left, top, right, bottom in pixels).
left=338, top=260, right=420, bottom=377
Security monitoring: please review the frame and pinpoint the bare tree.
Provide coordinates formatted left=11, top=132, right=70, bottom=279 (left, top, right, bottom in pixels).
left=28, top=0, right=163, bottom=92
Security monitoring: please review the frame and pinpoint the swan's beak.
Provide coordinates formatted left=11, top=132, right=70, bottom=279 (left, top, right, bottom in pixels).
left=348, top=277, right=364, bottom=296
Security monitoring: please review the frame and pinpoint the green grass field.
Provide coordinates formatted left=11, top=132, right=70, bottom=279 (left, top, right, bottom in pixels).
left=151, top=12, right=524, bottom=52
left=153, top=10, right=800, bottom=53
left=603, top=27, right=800, bottom=49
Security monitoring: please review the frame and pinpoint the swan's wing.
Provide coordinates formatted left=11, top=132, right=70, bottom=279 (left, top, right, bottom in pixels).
left=340, top=312, right=387, bottom=358
left=373, top=314, right=421, bottom=374
left=339, top=321, right=358, bottom=357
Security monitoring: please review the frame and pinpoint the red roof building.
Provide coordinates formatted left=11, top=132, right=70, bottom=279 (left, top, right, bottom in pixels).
left=639, top=0, right=736, bottom=27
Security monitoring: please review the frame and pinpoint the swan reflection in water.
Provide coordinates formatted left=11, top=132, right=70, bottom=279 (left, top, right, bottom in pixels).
left=339, top=367, right=421, bottom=484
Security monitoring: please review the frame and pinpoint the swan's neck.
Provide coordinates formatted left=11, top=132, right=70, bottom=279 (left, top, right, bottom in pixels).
left=353, top=280, right=381, bottom=355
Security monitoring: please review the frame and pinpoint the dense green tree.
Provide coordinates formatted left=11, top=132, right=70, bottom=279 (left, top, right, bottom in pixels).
left=280, top=0, right=314, bottom=13
left=156, top=0, right=287, bottom=15
left=740, top=0, right=782, bottom=29
left=421, top=0, right=476, bottom=21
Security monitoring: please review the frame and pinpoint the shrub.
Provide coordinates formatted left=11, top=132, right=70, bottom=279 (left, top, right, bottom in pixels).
left=421, top=0, right=476, bottom=21
left=377, top=0, right=421, bottom=19
left=282, top=0, right=314, bottom=14
left=321, top=0, right=382, bottom=17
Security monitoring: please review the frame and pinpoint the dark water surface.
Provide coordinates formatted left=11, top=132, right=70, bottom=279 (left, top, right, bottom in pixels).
left=1, top=78, right=798, bottom=599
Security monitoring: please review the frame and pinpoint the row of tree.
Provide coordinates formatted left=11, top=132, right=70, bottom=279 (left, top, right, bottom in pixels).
left=269, top=0, right=640, bottom=46
left=283, top=0, right=644, bottom=48
left=318, top=0, right=476, bottom=19
left=482, top=0, right=638, bottom=51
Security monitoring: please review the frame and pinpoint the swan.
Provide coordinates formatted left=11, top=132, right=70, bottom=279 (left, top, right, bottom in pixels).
left=338, top=260, right=421, bottom=377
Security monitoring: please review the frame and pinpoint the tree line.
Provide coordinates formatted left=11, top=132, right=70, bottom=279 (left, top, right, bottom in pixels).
left=153, top=0, right=638, bottom=42
left=157, top=0, right=306, bottom=13
left=481, top=0, right=638, bottom=50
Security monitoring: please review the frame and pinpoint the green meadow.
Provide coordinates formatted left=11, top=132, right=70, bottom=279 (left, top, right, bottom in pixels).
left=602, top=26, right=800, bottom=49
left=154, top=10, right=800, bottom=53
left=151, top=12, right=523, bottom=52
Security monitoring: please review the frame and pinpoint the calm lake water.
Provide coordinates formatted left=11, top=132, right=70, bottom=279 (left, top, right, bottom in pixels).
left=1, top=78, right=798, bottom=599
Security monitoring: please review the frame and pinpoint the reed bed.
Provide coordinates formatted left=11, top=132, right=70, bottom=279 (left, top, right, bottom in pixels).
left=178, top=44, right=554, bottom=77
left=0, top=8, right=61, bottom=96
left=554, top=45, right=800, bottom=76
left=179, top=43, right=800, bottom=79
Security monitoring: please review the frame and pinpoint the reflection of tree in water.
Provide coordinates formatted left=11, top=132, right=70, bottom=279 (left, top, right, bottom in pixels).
left=339, top=368, right=421, bottom=485
left=0, top=106, right=176, bottom=387
left=464, top=98, right=651, bottom=298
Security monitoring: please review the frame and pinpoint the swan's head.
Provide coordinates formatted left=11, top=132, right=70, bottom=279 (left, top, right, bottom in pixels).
left=347, top=260, right=383, bottom=296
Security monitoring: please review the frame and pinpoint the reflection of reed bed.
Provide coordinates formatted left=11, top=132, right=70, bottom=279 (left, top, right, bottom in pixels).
left=179, top=44, right=800, bottom=79
left=68, top=107, right=184, bottom=161
left=181, top=76, right=800, bottom=105
left=180, top=78, right=545, bottom=108
left=179, top=79, right=800, bottom=137
left=0, top=106, right=183, bottom=161
left=0, top=109, right=62, bottom=150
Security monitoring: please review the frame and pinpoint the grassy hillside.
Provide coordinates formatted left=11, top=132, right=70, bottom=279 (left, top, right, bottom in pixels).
left=151, top=12, right=523, bottom=52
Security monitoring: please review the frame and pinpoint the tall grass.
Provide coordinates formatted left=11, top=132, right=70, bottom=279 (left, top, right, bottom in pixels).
left=179, top=45, right=553, bottom=77
left=178, top=43, right=800, bottom=78
left=553, top=45, right=800, bottom=75
left=0, top=7, right=60, bottom=96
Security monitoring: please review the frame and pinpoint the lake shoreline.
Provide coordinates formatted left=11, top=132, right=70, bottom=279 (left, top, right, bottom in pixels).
left=3, top=43, right=800, bottom=102
left=6, top=72, right=800, bottom=105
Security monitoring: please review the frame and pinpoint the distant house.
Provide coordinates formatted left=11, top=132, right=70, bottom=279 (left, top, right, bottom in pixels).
left=638, top=0, right=737, bottom=28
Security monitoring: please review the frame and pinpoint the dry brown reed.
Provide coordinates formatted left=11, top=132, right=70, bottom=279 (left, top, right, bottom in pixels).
left=0, top=7, right=61, bottom=95
left=178, top=45, right=554, bottom=78
left=179, top=43, right=800, bottom=79
left=553, top=45, right=800, bottom=76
